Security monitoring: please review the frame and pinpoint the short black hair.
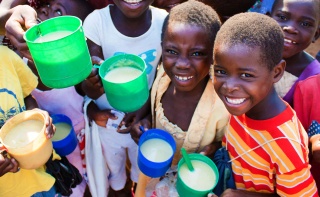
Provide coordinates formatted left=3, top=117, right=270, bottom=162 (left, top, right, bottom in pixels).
left=214, top=12, right=284, bottom=70
left=161, top=0, right=221, bottom=48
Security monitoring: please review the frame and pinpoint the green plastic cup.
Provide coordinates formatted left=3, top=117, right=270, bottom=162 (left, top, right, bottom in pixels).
left=176, top=153, right=219, bottom=197
left=98, top=54, right=149, bottom=113
left=24, top=16, right=92, bottom=88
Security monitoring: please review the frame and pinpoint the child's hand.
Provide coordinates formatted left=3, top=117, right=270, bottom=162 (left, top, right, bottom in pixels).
left=128, top=118, right=151, bottom=144
left=310, top=134, right=320, bottom=163
left=81, top=56, right=104, bottom=99
left=0, top=147, right=19, bottom=176
left=117, top=112, right=137, bottom=134
left=31, top=108, right=55, bottom=139
left=87, top=101, right=116, bottom=127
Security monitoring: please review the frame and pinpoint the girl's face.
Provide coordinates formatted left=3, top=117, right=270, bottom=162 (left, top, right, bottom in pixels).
left=37, top=0, right=85, bottom=21
left=112, top=0, right=154, bottom=19
left=213, top=44, right=282, bottom=117
left=271, top=0, right=320, bottom=59
left=162, top=23, right=213, bottom=92
left=152, top=0, right=187, bottom=12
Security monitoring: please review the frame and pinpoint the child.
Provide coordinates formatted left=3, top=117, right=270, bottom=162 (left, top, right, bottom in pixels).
left=212, top=12, right=318, bottom=196
left=0, top=45, right=57, bottom=197
left=294, top=74, right=320, bottom=190
left=133, top=1, right=229, bottom=196
left=81, top=0, right=168, bottom=195
left=271, top=0, right=320, bottom=106
left=28, top=1, right=93, bottom=196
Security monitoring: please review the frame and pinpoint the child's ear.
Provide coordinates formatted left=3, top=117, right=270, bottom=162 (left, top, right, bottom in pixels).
left=312, top=26, right=320, bottom=43
left=273, top=59, right=286, bottom=83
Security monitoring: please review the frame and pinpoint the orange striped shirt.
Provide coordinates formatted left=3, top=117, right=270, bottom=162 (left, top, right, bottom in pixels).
left=223, top=105, right=318, bottom=196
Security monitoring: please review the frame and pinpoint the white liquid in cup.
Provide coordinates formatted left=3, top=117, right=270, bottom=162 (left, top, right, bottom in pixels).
left=140, top=138, right=173, bottom=162
left=4, top=120, right=43, bottom=148
left=34, top=30, right=73, bottom=43
left=104, top=67, right=142, bottom=83
left=179, top=160, right=216, bottom=191
left=51, top=122, right=71, bottom=141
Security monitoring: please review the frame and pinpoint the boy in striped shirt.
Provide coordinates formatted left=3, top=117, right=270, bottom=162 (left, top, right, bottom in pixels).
left=212, top=12, right=318, bottom=196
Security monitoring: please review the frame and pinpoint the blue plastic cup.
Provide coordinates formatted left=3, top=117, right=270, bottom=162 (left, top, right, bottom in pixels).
left=138, top=129, right=176, bottom=178
left=51, top=114, right=77, bottom=156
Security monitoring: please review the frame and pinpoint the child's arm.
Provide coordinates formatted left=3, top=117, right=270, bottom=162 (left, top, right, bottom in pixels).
left=81, top=55, right=105, bottom=99
left=86, top=101, right=116, bottom=128
left=310, top=134, right=320, bottom=163
left=3, top=4, right=37, bottom=59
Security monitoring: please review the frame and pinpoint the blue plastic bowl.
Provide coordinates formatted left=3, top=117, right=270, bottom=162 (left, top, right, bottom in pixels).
left=138, top=129, right=176, bottom=178
left=51, top=114, right=77, bottom=156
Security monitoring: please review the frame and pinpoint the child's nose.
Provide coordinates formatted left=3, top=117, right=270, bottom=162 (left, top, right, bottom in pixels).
left=222, top=78, right=240, bottom=92
left=175, top=56, right=190, bottom=69
left=283, top=23, right=298, bottom=34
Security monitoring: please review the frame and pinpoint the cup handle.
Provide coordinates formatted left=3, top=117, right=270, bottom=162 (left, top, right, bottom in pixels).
left=93, top=64, right=100, bottom=69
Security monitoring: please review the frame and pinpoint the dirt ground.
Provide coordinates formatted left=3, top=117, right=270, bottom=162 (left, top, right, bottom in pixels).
left=305, top=38, right=320, bottom=58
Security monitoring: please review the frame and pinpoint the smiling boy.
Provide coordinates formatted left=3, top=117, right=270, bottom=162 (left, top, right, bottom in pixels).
left=212, top=12, right=318, bottom=196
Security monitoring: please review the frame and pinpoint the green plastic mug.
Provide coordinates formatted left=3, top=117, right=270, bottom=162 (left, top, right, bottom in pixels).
left=176, top=153, right=219, bottom=197
left=24, top=16, right=92, bottom=88
left=97, top=54, right=149, bottom=113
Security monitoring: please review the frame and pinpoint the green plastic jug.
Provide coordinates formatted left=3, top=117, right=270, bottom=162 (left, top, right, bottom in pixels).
left=176, top=153, right=219, bottom=197
left=24, top=16, right=91, bottom=88
left=97, top=54, right=149, bottom=113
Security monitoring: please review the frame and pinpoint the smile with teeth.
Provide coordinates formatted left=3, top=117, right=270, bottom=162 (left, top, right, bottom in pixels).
left=284, top=38, right=297, bottom=44
left=175, top=75, right=193, bottom=81
left=124, top=0, right=143, bottom=3
left=226, top=97, right=246, bottom=105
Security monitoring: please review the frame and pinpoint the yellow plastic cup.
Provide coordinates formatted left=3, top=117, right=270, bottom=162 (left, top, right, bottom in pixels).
left=0, top=111, right=53, bottom=169
left=24, top=16, right=92, bottom=88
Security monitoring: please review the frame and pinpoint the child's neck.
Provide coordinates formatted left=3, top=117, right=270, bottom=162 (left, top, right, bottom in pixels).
left=110, top=5, right=152, bottom=37
left=245, top=88, right=286, bottom=120
left=284, top=51, right=315, bottom=77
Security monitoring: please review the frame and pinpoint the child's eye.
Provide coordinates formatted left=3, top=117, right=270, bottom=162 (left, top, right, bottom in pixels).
left=214, top=69, right=226, bottom=75
left=166, top=49, right=177, bottom=55
left=276, top=14, right=287, bottom=21
left=301, top=21, right=312, bottom=27
left=191, top=51, right=204, bottom=56
left=55, top=9, right=62, bottom=16
left=240, top=73, right=252, bottom=78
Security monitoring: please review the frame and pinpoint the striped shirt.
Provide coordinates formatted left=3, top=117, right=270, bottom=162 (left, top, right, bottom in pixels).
left=223, top=105, right=318, bottom=196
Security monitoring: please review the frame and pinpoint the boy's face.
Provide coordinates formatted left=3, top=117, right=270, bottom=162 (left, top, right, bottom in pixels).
left=152, top=0, right=187, bottom=12
left=270, top=0, right=320, bottom=59
left=162, top=23, right=213, bottom=92
left=213, top=44, right=278, bottom=117
left=37, top=0, right=84, bottom=21
left=113, top=0, right=154, bottom=18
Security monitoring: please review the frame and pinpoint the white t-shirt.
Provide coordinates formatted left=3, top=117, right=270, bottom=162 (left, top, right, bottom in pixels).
left=83, top=5, right=167, bottom=110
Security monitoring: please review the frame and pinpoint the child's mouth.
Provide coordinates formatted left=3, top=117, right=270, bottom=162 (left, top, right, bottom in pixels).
left=123, top=0, right=143, bottom=4
left=226, top=97, right=246, bottom=105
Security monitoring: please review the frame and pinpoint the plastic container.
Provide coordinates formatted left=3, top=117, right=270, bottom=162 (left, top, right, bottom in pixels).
left=97, top=54, right=149, bottom=113
left=24, top=16, right=92, bottom=88
left=138, top=129, right=176, bottom=178
left=176, top=153, right=219, bottom=197
left=0, top=110, right=53, bottom=169
left=51, top=114, right=77, bottom=156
